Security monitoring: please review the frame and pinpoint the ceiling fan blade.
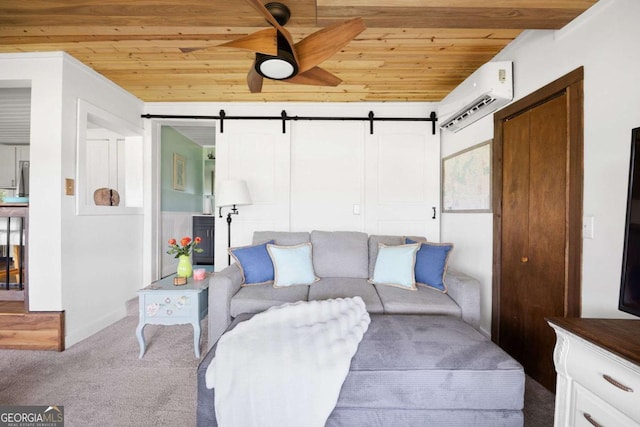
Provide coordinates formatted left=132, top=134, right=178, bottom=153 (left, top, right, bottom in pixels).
left=247, top=64, right=264, bottom=93
left=283, top=67, right=342, bottom=87
left=295, top=18, right=366, bottom=74
left=219, top=28, right=277, bottom=55
left=243, top=0, right=299, bottom=63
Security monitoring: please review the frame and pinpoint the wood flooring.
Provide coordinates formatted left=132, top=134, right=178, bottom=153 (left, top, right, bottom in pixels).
left=0, top=300, right=64, bottom=351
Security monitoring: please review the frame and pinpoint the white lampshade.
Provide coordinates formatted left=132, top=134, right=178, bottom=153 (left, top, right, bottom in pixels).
left=217, top=180, right=252, bottom=207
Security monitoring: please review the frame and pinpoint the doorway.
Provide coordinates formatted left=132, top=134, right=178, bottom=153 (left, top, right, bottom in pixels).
left=0, top=86, right=30, bottom=308
left=492, top=68, right=583, bottom=391
left=153, top=121, right=216, bottom=278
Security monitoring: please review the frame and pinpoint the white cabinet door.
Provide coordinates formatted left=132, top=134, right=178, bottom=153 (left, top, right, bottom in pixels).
left=0, top=145, right=16, bottom=188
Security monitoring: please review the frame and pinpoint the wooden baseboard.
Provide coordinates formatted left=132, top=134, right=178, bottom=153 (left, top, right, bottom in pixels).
left=0, top=311, right=65, bottom=351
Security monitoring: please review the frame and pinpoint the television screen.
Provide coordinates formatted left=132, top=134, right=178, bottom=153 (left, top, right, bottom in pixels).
left=620, top=127, right=640, bottom=316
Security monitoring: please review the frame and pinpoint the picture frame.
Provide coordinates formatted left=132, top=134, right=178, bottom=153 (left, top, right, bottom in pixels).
left=173, top=153, right=186, bottom=191
left=442, top=140, right=492, bottom=213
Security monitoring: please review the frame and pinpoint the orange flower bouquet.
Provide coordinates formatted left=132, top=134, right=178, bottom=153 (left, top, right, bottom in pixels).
left=167, top=236, right=204, bottom=258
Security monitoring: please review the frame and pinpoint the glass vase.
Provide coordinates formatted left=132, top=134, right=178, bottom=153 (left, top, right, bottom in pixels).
left=176, top=255, right=193, bottom=278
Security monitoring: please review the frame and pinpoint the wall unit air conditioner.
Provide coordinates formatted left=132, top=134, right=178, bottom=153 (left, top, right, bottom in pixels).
left=438, top=61, right=513, bottom=132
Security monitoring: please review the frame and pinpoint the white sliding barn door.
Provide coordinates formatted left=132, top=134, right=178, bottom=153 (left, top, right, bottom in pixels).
left=212, top=111, right=441, bottom=269
left=290, top=121, right=365, bottom=231
left=214, top=120, right=290, bottom=269
left=364, top=122, right=441, bottom=240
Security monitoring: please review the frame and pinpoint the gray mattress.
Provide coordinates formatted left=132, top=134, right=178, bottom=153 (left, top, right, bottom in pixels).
left=197, top=314, right=525, bottom=427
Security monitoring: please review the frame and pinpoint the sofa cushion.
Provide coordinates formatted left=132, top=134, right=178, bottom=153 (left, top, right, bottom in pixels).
left=267, top=243, right=319, bottom=287
left=375, top=283, right=462, bottom=316
left=406, top=239, right=454, bottom=293
left=308, top=278, right=384, bottom=314
left=368, top=235, right=404, bottom=278
left=369, top=243, right=420, bottom=290
left=253, top=231, right=310, bottom=246
left=311, top=231, right=369, bottom=279
left=229, top=240, right=275, bottom=286
left=230, top=284, right=309, bottom=317
left=336, top=315, right=524, bottom=411
left=368, top=235, right=429, bottom=282
left=199, top=315, right=524, bottom=427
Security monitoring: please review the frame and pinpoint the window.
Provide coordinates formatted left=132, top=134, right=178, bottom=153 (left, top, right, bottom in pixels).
left=76, top=99, right=143, bottom=215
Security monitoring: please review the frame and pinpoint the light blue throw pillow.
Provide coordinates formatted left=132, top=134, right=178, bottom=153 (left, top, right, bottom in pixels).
left=267, top=243, right=318, bottom=287
left=229, top=240, right=275, bottom=286
left=369, top=243, right=420, bottom=290
left=406, top=238, right=454, bottom=293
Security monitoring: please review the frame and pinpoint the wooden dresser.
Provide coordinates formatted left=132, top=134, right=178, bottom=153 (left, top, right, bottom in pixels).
left=548, top=318, right=640, bottom=427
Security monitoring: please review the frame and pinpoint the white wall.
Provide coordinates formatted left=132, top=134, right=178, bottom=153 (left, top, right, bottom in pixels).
left=144, top=102, right=440, bottom=270
left=160, top=212, right=194, bottom=277
left=60, top=55, right=144, bottom=346
left=441, top=0, right=640, bottom=334
left=0, top=52, right=145, bottom=346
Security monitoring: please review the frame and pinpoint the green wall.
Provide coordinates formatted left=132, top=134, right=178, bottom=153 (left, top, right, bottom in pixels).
left=161, top=126, right=203, bottom=212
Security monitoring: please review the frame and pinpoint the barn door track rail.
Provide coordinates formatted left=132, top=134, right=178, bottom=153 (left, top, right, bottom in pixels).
left=141, top=110, right=438, bottom=135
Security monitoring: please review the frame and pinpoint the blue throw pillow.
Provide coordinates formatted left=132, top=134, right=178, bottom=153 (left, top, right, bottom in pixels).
left=267, top=243, right=318, bottom=287
left=229, top=240, right=275, bottom=286
left=406, top=238, right=454, bottom=293
left=369, top=243, right=420, bottom=290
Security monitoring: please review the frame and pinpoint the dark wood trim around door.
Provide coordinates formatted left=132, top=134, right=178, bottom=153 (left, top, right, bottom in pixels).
left=492, top=67, right=584, bottom=341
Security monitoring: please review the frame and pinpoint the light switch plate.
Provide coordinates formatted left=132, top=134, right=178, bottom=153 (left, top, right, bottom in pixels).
left=583, top=215, right=594, bottom=239
left=65, top=178, right=75, bottom=196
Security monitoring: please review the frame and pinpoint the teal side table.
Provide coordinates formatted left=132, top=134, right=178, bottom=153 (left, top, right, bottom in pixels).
left=136, top=273, right=210, bottom=358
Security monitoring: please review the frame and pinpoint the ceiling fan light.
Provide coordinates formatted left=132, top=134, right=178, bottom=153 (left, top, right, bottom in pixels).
left=255, top=50, right=298, bottom=80
left=258, top=58, right=295, bottom=79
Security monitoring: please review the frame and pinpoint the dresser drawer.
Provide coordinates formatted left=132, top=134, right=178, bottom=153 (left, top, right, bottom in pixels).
left=566, top=338, right=640, bottom=422
left=572, top=384, right=637, bottom=427
left=141, top=293, right=196, bottom=321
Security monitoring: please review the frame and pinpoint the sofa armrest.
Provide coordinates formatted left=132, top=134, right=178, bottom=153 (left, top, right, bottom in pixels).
left=207, top=264, right=243, bottom=351
left=446, top=270, right=481, bottom=330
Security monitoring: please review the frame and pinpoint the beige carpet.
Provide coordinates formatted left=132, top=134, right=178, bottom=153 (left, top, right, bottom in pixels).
left=0, top=312, right=555, bottom=427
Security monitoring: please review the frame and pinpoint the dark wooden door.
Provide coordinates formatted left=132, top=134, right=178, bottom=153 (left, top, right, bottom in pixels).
left=493, top=68, right=583, bottom=393
left=500, top=94, right=568, bottom=390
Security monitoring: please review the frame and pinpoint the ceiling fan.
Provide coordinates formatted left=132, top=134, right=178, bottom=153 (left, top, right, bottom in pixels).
left=215, top=0, right=366, bottom=93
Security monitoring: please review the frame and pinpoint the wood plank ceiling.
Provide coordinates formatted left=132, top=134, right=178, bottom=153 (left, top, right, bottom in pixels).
left=0, top=0, right=598, bottom=102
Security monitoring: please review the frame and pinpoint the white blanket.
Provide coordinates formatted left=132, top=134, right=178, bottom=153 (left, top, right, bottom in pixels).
left=205, top=296, right=371, bottom=427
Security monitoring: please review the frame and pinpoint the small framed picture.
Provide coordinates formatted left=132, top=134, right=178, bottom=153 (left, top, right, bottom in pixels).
left=173, top=154, right=186, bottom=191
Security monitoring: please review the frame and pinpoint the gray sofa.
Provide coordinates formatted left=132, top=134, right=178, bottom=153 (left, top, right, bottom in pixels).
left=207, top=230, right=482, bottom=348
left=198, top=316, right=525, bottom=426
left=199, top=230, right=524, bottom=426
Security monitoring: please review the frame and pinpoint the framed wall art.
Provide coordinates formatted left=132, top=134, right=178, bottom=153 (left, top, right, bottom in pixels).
left=442, top=140, right=492, bottom=213
left=173, top=153, right=186, bottom=191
